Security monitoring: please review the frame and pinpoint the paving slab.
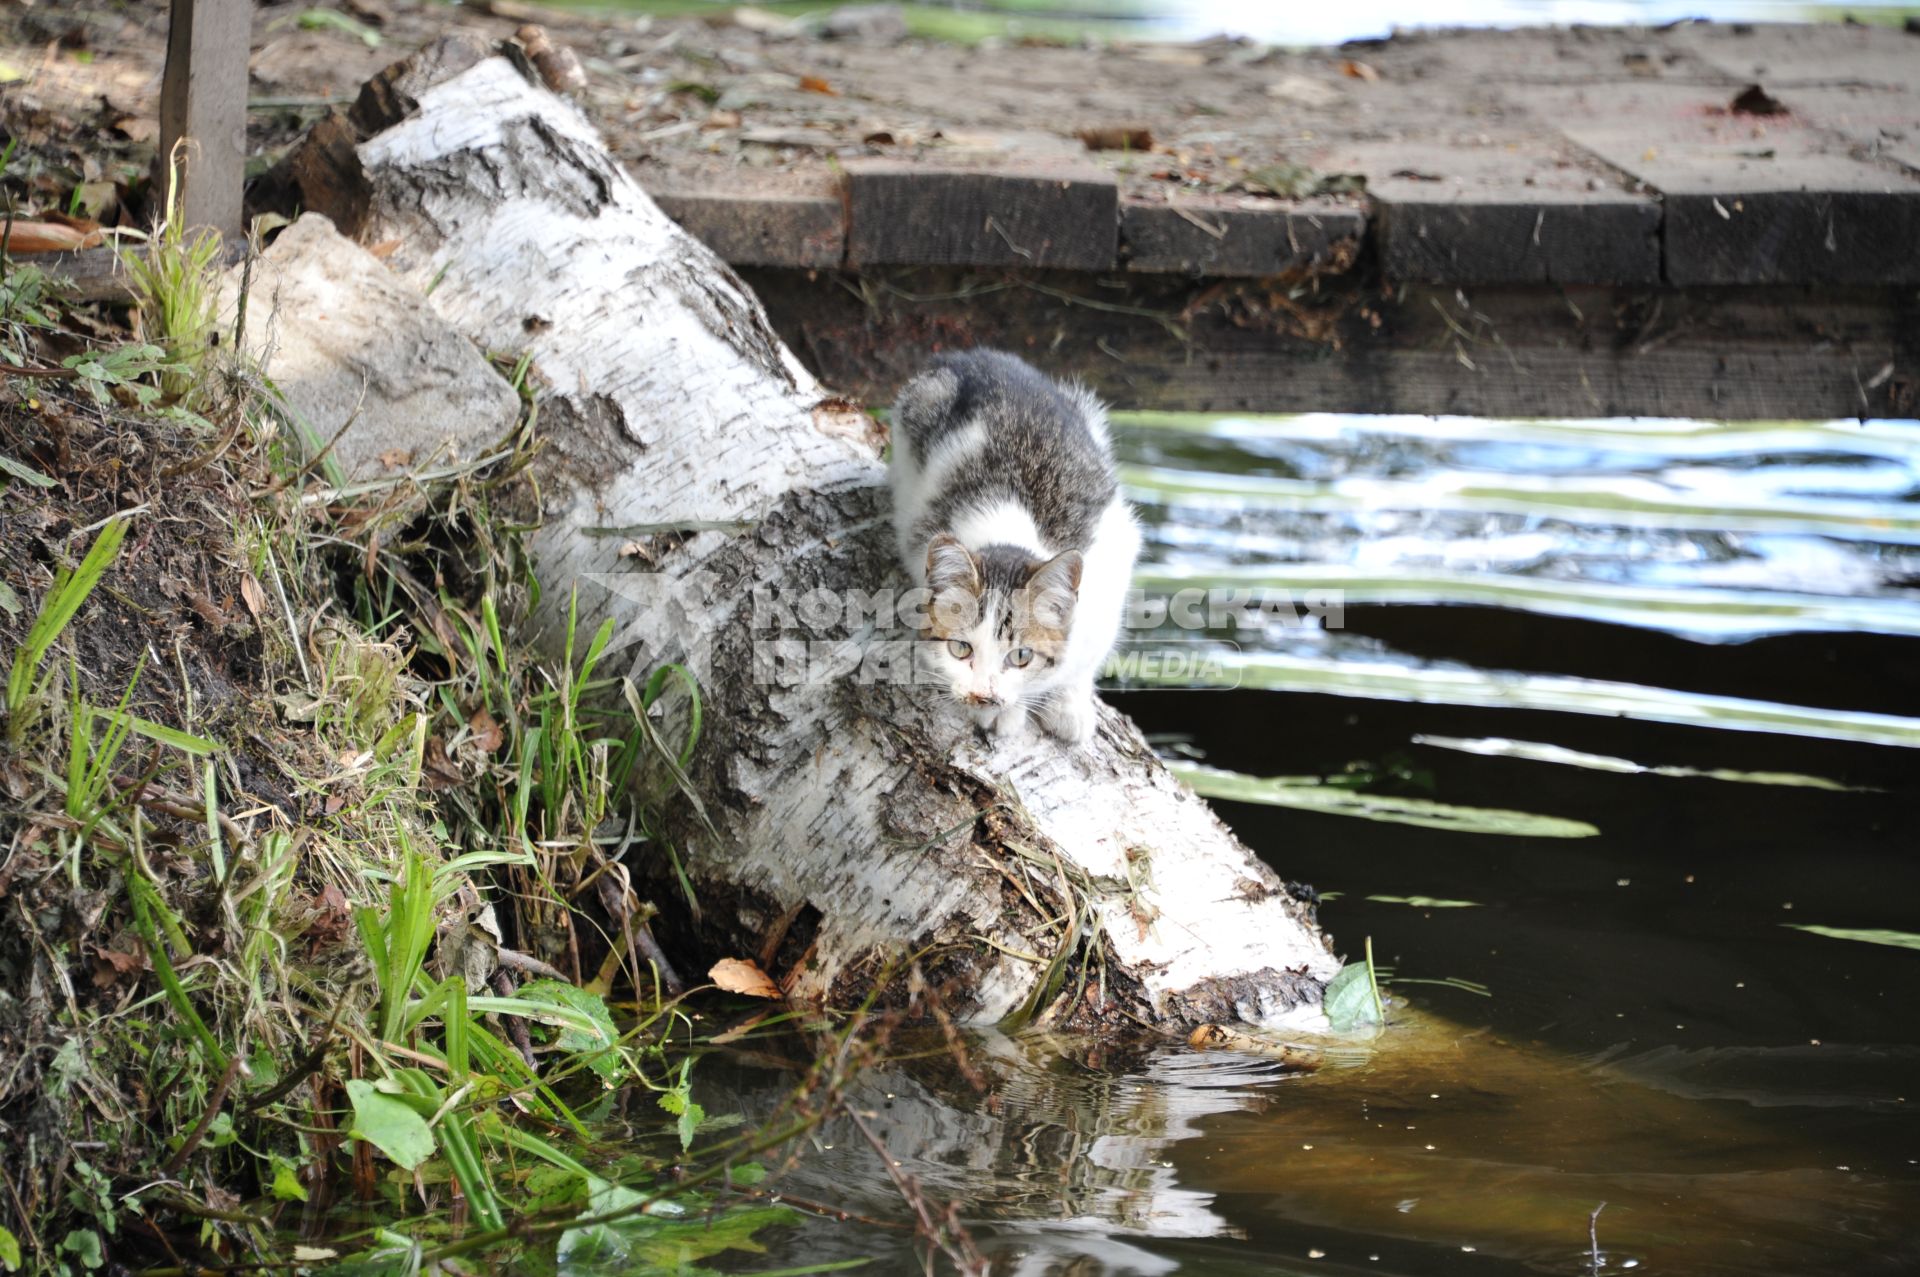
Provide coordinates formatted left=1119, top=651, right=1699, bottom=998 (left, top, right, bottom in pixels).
left=842, top=159, right=1118, bottom=270
left=1513, top=81, right=1920, bottom=285
left=1311, top=142, right=1660, bottom=285
left=1119, top=194, right=1364, bottom=276
left=1672, top=22, right=1920, bottom=90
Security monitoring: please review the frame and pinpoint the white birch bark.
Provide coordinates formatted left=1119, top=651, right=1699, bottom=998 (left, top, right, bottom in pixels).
left=340, top=44, right=1339, bottom=1028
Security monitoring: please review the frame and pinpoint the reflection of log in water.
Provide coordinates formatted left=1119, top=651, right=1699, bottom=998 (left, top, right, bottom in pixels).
left=707, top=1014, right=1919, bottom=1275
left=707, top=1031, right=1270, bottom=1250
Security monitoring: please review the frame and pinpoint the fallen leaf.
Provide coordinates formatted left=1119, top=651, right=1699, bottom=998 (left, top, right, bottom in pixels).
left=114, top=114, right=158, bottom=142
left=1340, top=59, right=1380, bottom=82
left=468, top=707, right=503, bottom=754
left=376, top=448, right=412, bottom=468
left=1076, top=126, right=1153, bottom=152
left=798, top=74, right=838, bottom=96
left=2, top=221, right=102, bottom=253
left=703, top=108, right=742, bottom=130
left=617, top=540, right=653, bottom=561
left=710, top=957, right=782, bottom=999
left=91, top=946, right=144, bottom=988
left=239, top=572, right=267, bottom=618
left=421, top=737, right=464, bottom=790
left=367, top=238, right=402, bottom=259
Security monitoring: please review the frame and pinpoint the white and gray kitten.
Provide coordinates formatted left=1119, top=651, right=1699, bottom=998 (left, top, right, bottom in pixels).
left=890, top=349, right=1140, bottom=744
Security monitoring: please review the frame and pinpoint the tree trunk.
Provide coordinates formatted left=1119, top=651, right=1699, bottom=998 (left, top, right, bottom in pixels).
left=305, top=40, right=1338, bottom=1029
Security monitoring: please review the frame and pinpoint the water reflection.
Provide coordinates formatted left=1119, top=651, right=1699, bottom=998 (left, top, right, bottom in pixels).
left=693, top=1008, right=1920, bottom=1276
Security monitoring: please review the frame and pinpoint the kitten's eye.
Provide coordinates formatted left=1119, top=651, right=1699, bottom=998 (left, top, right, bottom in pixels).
left=1008, top=646, right=1034, bottom=668
left=947, top=639, right=973, bottom=660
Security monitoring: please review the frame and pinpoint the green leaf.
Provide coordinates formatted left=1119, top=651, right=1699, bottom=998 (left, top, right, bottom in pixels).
left=727, top=1162, right=769, bottom=1188
left=511, top=980, right=623, bottom=1081
left=346, top=1078, right=436, bottom=1170
left=1323, top=961, right=1382, bottom=1033
left=657, top=1085, right=705, bottom=1152
left=1786, top=925, right=1920, bottom=952
left=0, top=453, right=55, bottom=488
left=270, top=1156, right=309, bottom=1202
left=58, top=1229, right=102, bottom=1271
left=0, top=1224, right=20, bottom=1272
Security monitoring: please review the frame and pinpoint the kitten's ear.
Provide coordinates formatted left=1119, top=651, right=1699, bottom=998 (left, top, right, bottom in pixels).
left=926, top=533, right=981, bottom=594
left=1027, top=551, right=1083, bottom=627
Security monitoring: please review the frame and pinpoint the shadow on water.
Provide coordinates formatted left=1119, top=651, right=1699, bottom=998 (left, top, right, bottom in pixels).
left=663, top=410, right=1920, bottom=1276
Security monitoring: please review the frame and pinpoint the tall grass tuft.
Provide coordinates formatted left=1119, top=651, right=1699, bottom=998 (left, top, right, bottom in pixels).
left=119, top=144, right=223, bottom=403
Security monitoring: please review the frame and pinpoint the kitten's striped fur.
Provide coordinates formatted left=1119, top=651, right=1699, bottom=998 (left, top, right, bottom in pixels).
left=890, top=350, right=1140, bottom=743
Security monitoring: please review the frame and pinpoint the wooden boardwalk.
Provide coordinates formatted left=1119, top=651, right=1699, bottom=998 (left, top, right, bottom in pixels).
left=8, top=7, right=1919, bottom=418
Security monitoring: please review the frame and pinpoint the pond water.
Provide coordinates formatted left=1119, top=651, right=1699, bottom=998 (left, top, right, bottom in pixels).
left=675, top=411, right=1920, bottom=1276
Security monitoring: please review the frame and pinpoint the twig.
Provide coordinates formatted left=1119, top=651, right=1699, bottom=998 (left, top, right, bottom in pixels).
left=160, top=1056, right=244, bottom=1175
left=844, top=1106, right=988, bottom=1276
left=1589, top=1200, right=1607, bottom=1275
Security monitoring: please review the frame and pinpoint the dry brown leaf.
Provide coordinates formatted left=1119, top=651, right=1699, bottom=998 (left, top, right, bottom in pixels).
left=239, top=572, right=268, bottom=618
left=798, top=74, right=838, bottom=96
left=4, top=221, right=102, bottom=253
left=710, top=957, right=782, bottom=999
left=1340, top=59, right=1380, bottom=82
left=469, top=707, right=503, bottom=754
left=367, top=238, right=403, bottom=259
left=376, top=448, right=413, bottom=468
left=1076, top=126, right=1153, bottom=152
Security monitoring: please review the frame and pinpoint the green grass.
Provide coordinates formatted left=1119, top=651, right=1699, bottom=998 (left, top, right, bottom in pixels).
left=0, top=204, right=844, bottom=1275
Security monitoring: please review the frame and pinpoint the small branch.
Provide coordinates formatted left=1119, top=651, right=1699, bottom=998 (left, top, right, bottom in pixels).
left=160, top=1053, right=245, bottom=1175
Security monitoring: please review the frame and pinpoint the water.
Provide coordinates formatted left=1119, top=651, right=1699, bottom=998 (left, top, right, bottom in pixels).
left=679, top=411, right=1920, bottom=1276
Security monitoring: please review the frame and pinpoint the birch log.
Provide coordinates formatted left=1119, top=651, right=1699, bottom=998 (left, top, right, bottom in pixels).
left=296, top=39, right=1340, bottom=1028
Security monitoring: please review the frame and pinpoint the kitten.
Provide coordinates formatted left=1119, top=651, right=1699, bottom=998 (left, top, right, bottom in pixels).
left=889, top=349, right=1140, bottom=744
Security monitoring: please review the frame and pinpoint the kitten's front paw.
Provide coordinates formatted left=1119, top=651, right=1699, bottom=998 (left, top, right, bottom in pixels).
left=1038, top=691, right=1095, bottom=744
left=990, top=702, right=1031, bottom=743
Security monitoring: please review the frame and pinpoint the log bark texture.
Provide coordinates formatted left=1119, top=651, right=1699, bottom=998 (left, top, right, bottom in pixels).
left=319, top=42, right=1337, bottom=1028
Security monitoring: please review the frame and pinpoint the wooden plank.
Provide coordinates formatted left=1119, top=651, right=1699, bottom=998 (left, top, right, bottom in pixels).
left=739, top=266, right=1909, bottom=421
left=29, top=248, right=134, bottom=303
left=842, top=159, right=1117, bottom=270
left=644, top=186, right=845, bottom=269
left=1315, top=142, right=1661, bottom=285
left=158, top=0, right=252, bottom=242
left=1513, top=82, right=1920, bottom=286
left=1120, top=195, right=1364, bottom=277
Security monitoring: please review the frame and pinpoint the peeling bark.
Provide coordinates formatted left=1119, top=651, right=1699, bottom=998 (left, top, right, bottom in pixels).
left=313, top=43, right=1339, bottom=1029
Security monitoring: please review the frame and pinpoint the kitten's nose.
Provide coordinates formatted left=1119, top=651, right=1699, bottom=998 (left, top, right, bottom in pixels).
left=963, top=692, right=1001, bottom=708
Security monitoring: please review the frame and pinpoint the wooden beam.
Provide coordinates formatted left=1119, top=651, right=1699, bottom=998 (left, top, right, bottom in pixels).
left=741, top=266, right=1914, bottom=421
left=158, top=0, right=251, bottom=243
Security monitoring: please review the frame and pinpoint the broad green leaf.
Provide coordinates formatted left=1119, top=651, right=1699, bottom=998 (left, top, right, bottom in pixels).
left=0, top=1224, right=19, bottom=1272
left=511, top=980, right=623, bottom=1081
left=658, top=1085, right=705, bottom=1151
left=1787, top=925, right=1920, bottom=952
left=1323, top=961, right=1382, bottom=1033
left=270, top=1156, right=309, bottom=1202
left=58, top=1229, right=102, bottom=1270
left=346, top=1078, right=436, bottom=1170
